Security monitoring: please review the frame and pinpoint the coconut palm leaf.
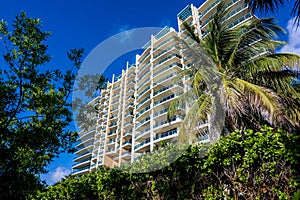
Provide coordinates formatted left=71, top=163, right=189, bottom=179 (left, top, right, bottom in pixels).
left=170, top=1, right=300, bottom=144
left=176, top=93, right=212, bottom=144
left=245, top=0, right=284, bottom=12
left=245, top=0, right=300, bottom=25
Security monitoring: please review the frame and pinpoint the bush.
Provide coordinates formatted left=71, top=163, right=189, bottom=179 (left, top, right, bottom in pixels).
left=33, top=126, right=300, bottom=199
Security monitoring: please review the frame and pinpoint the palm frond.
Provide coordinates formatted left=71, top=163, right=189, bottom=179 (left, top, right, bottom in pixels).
left=167, top=88, right=198, bottom=119
left=178, top=93, right=211, bottom=144
left=235, top=78, right=286, bottom=125
left=222, top=78, right=247, bottom=118
left=292, top=0, right=300, bottom=25
left=174, top=35, right=220, bottom=85
left=241, top=53, right=299, bottom=75
left=245, top=0, right=284, bottom=13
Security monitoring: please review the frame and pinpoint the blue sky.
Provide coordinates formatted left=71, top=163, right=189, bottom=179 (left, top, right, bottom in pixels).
left=1, top=0, right=299, bottom=185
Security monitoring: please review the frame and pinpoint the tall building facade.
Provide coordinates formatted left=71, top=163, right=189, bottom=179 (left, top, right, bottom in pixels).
left=72, top=0, right=253, bottom=175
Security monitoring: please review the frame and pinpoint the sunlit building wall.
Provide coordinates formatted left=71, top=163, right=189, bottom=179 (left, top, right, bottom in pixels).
left=72, top=0, right=253, bottom=175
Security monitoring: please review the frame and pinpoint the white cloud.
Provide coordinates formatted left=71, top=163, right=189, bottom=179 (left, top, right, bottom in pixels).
left=48, top=167, right=70, bottom=184
left=279, top=17, right=300, bottom=55
left=111, top=24, right=135, bottom=43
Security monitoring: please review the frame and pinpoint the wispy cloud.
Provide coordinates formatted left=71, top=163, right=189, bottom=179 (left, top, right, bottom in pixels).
left=48, top=167, right=70, bottom=184
left=279, top=17, right=300, bottom=55
left=111, top=23, right=135, bottom=43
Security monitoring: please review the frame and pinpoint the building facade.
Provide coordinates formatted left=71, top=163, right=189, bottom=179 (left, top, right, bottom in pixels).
left=72, top=0, right=253, bottom=175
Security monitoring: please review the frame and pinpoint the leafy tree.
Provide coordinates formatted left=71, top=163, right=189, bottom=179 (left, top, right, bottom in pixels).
left=168, top=2, right=300, bottom=144
left=72, top=72, right=108, bottom=130
left=33, top=126, right=300, bottom=199
left=120, top=142, right=189, bottom=173
left=201, top=126, right=300, bottom=199
left=0, top=12, right=84, bottom=199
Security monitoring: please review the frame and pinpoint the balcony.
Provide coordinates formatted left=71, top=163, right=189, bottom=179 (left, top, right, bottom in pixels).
left=134, top=138, right=150, bottom=150
left=153, top=107, right=168, bottom=118
left=127, top=87, right=135, bottom=94
left=153, top=46, right=179, bottom=62
left=112, top=93, right=119, bottom=98
left=153, top=37, right=174, bottom=52
left=75, top=143, right=93, bottom=155
left=107, top=130, right=117, bottom=137
left=110, top=115, right=118, bottom=121
left=227, top=13, right=252, bottom=29
left=136, top=116, right=150, bottom=129
left=137, top=95, right=150, bottom=109
left=116, top=136, right=121, bottom=142
left=113, top=155, right=119, bottom=160
left=73, top=151, right=91, bottom=162
left=125, top=103, right=134, bottom=110
left=127, top=80, right=135, bottom=86
left=137, top=77, right=150, bottom=92
left=136, top=105, right=150, bottom=119
left=153, top=92, right=182, bottom=107
left=72, top=165, right=89, bottom=175
left=153, top=84, right=183, bottom=98
left=138, top=61, right=151, bottom=76
left=121, top=151, right=131, bottom=159
left=127, top=71, right=136, bottom=79
left=201, top=15, right=214, bottom=28
left=72, top=158, right=90, bottom=169
left=153, top=128, right=178, bottom=141
left=94, top=138, right=101, bottom=144
left=123, top=131, right=132, bottom=137
left=109, top=122, right=118, bottom=128
left=111, top=99, right=119, bottom=107
left=153, top=53, right=182, bottom=69
left=154, top=116, right=183, bottom=129
left=135, top=127, right=150, bottom=139
left=90, top=163, right=96, bottom=168
left=122, top=139, right=132, bottom=146
left=78, top=129, right=95, bottom=141
left=125, top=111, right=134, bottom=117
left=76, top=135, right=94, bottom=148
left=92, top=153, right=98, bottom=159
left=223, top=4, right=248, bottom=22
left=126, top=95, right=135, bottom=102
left=153, top=72, right=177, bottom=87
left=137, top=86, right=150, bottom=100
left=98, top=160, right=103, bottom=165
left=110, top=107, right=119, bottom=113
left=107, top=139, right=116, bottom=145
left=138, top=69, right=151, bottom=83
left=113, top=85, right=121, bottom=91
left=153, top=62, right=182, bottom=78
left=106, top=148, right=115, bottom=154
left=123, top=121, right=133, bottom=129
left=199, top=0, right=221, bottom=20
left=139, top=52, right=150, bottom=65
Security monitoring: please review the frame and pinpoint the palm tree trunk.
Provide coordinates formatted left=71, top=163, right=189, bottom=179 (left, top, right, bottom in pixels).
left=208, top=82, right=226, bottom=144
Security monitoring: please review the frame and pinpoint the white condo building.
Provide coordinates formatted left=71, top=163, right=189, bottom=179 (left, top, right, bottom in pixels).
left=72, top=0, right=253, bottom=175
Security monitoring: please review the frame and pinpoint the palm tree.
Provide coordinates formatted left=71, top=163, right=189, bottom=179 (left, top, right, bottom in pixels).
left=168, top=2, right=300, bottom=144
left=245, top=0, right=300, bottom=24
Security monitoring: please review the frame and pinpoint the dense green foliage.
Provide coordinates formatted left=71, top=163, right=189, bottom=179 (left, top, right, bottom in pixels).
left=33, top=126, right=300, bottom=199
left=0, top=13, right=84, bottom=199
